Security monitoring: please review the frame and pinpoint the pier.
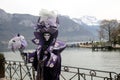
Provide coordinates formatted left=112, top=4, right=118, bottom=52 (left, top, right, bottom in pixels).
left=66, top=41, right=120, bottom=51
left=4, top=60, right=120, bottom=80
left=92, top=45, right=113, bottom=51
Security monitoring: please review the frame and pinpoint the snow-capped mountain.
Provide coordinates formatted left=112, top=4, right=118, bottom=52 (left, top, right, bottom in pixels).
left=73, top=16, right=100, bottom=26
left=73, top=16, right=100, bottom=37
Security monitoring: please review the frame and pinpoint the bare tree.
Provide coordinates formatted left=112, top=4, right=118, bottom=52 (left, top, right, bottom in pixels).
left=99, top=20, right=119, bottom=43
left=116, top=24, right=120, bottom=44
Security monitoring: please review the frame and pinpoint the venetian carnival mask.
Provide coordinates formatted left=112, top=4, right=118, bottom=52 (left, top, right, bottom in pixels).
left=43, top=33, right=51, bottom=41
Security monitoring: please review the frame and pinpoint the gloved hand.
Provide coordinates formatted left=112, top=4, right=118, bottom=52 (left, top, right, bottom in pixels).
left=21, top=52, right=27, bottom=57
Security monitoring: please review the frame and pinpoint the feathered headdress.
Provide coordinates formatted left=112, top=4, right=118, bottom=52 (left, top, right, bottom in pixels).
left=39, top=9, right=57, bottom=20
left=39, top=9, right=58, bottom=27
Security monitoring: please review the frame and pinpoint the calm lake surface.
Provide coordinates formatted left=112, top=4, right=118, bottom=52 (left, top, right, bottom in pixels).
left=2, top=48, right=120, bottom=73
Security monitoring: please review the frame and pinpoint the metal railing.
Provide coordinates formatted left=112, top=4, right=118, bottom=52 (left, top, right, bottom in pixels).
left=5, top=60, right=35, bottom=80
left=5, top=60, right=120, bottom=80
left=61, top=66, right=119, bottom=80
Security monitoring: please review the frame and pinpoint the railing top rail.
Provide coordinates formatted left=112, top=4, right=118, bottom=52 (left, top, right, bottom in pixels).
left=61, top=65, right=118, bottom=74
left=5, top=60, right=32, bottom=66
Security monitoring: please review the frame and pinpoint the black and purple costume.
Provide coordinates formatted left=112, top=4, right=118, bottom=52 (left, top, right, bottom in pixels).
left=26, top=16, right=66, bottom=80
left=27, top=41, right=66, bottom=80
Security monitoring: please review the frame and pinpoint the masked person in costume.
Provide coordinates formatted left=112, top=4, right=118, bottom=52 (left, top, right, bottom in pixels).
left=29, top=9, right=66, bottom=80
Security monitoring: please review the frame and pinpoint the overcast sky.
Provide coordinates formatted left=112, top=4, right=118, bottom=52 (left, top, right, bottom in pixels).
left=0, top=0, right=120, bottom=20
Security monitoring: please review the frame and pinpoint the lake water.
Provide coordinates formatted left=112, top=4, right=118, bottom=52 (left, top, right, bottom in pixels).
left=2, top=48, right=120, bottom=73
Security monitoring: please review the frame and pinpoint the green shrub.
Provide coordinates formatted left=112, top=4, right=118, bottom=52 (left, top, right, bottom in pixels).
left=0, top=53, right=5, bottom=78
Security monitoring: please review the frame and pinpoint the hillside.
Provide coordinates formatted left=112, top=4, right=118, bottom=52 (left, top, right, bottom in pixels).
left=0, top=9, right=99, bottom=52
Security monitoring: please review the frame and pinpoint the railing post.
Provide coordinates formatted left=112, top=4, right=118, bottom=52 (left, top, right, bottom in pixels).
left=91, top=75, right=93, bottom=80
left=109, top=72, right=112, bottom=80
left=19, top=62, right=23, bottom=80
left=117, top=74, right=120, bottom=80
left=78, top=68, right=80, bottom=80
left=0, top=53, right=5, bottom=79
left=9, top=61, right=12, bottom=80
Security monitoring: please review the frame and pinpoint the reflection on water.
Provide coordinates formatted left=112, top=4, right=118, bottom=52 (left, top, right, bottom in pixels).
left=3, top=48, right=120, bottom=73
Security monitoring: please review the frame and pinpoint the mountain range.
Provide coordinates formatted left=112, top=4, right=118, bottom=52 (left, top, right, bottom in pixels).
left=0, top=9, right=100, bottom=52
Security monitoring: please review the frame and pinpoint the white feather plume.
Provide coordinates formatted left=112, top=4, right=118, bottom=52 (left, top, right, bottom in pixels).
left=39, top=9, right=57, bottom=19
left=39, top=9, right=58, bottom=27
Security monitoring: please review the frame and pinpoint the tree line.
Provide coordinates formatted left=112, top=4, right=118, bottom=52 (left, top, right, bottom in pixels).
left=99, top=19, right=120, bottom=46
